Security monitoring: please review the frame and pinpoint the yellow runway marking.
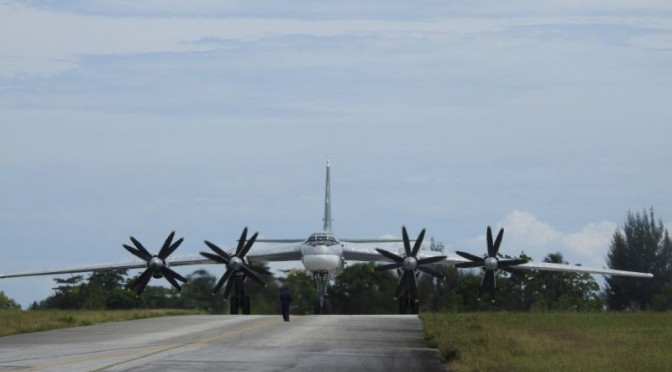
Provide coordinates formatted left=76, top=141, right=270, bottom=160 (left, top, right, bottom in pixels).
left=17, top=344, right=178, bottom=372
left=15, top=318, right=282, bottom=371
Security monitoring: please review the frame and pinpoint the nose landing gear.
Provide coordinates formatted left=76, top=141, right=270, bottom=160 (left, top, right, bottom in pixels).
left=313, top=271, right=331, bottom=314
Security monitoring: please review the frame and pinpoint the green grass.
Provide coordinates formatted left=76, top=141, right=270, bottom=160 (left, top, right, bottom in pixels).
left=420, top=312, right=672, bottom=371
left=0, top=309, right=205, bottom=337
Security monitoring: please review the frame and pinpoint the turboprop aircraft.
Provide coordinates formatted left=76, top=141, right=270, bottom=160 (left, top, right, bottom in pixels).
left=0, top=160, right=654, bottom=314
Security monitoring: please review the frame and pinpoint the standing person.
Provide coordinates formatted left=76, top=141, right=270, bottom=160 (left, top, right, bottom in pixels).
left=279, top=287, right=292, bottom=322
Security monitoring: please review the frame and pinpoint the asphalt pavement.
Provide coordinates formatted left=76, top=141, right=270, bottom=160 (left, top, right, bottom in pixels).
left=0, top=314, right=445, bottom=371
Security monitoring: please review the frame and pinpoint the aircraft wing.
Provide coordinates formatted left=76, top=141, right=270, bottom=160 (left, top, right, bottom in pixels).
left=0, top=240, right=306, bottom=281
left=342, top=245, right=387, bottom=262
left=342, top=244, right=653, bottom=278
left=342, top=243, right=468, bottom=263
left=437, top=254, right=653, bottom=278
left=506, top=261, right=654, bottom=278
left=0, top=241, right=313, bottom=279
left=0, top=254, right=214, bottom=279
left=247, top=243, right=303, bottom=262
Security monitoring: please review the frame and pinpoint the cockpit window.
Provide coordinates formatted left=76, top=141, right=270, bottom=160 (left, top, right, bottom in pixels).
left=305, top=232, right=339, bottom=246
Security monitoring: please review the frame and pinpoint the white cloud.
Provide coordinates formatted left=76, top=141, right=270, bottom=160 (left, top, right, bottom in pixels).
left=498, top=210, right=562, bottom=248
left=561, top=221, right=617, bottom=265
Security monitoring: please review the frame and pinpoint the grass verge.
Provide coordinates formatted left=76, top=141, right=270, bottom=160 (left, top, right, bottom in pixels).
left=420, top=312, right=672, bottom=371
left=0, top=309, right=205, bottom=337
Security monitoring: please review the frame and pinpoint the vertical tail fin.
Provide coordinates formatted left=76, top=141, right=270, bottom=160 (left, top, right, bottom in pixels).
left=323, top=158, right=333, bottom=233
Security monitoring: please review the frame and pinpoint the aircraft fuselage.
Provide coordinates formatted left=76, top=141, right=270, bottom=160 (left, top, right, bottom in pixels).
left=300, top=232, right=344, bottom=275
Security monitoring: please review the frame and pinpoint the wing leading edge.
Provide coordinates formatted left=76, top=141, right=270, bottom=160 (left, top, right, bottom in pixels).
left=342, top=244, right=653, bottom=278
left=0, top=254, right=213, bottom=279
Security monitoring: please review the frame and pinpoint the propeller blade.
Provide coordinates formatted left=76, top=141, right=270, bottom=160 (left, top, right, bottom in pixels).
left=486, top=226, right=495, bottom=257
left=417, top=265, right=445, bottom=279
left=248, top=264, right=272, bottom=276
left=213, top=269, right=233, bottom=294
left=128, top=268, right=153, bottom=290
left=235, top=227, right=248, bottom=256
left=416, top=255, right=446, bottom=265
left=481, top=270, right=496, bottom=289
left=409, top=272, right=418, bottom=299
left=498, top=258, right=527, bottom=267
left=129, top=269, right=153, bottom=295
left=375, top=262, right=404, bottom=271
left=223, top=275, right=236, bottom=298
left=456, top=251, right=486, bottom=263
left=158, top=231, right=176, bottom=259
left=394, top=271, right=411, bottom=298
left=492, top=228, right=504, bottom=256
left=162, top=270, right=183, bottom=292
left=402, top=226, right=412, bottom=257
left=159, top=236, right=183, bottom=260
left=375, top=248, right=404, bottom=262
left=204, top=240, right=231, bottom=261
left=200, top=251, right=229, bottom=264
left=123, top=244, right=151, bottom=261
left=238, top=231, right=258, bottom=258
left=130, top=236, right=152, bottom=258
left=240, top=265, right=266, bottom=287
left=455, top=261, right=487, bottom=269
left=410, top=228, right=426, bottom=257
left=161, top=267, right=187, bottom=283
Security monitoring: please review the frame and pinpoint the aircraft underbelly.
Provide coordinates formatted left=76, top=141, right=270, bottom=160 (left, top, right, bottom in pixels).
left=302, top=255, right=342, bottom=271
left=301, top=244, right=343, bottom=272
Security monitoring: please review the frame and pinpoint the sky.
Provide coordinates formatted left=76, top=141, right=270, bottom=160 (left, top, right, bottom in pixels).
left=1, top=1, right=672, bottom=308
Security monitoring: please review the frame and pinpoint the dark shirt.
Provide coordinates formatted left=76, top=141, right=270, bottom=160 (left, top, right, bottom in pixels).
left=279, top=289, right=292, bottom=305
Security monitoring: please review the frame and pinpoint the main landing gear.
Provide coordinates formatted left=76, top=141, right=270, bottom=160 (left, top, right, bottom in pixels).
left=397, top=289, right=419, bottom=314
left=230, top=293, right=251, bottom=315
left=314, top=295, right=331, bottom=314
left=313, top=271, right=331, bottom=314
left=229, top=277, right=251, bottom=315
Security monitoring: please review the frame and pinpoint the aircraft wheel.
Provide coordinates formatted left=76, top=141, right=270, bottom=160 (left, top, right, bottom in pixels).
left=314, top=298, right=321, bottom=314
left=230, top=296, right=239, bottom=315
left=398, top=296, right=408, bottom=314
left=411, top=298, right=419, bottom=314
left=323, top=300, right=330, bottom=315
left=242, top=295, right=251, bottom=315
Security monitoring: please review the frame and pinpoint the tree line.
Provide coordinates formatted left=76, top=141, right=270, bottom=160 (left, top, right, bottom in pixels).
left=3, top=208, right=671, bottom=313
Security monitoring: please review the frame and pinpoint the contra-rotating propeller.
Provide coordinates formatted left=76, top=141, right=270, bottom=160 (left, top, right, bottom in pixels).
left=200, top=227, right=271, bottom=298
left=455, top=226, right=527, bottom=289
left=374, top=226, right=447, bottom=299
left=122, top=231, right=188, bottom=295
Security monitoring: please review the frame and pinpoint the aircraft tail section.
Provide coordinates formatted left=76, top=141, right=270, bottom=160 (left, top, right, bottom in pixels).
left=323, top=159, right=333, bottom=233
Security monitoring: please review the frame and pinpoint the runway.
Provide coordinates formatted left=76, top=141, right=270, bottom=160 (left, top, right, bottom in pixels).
left=0, top=315, right=444, bottom=371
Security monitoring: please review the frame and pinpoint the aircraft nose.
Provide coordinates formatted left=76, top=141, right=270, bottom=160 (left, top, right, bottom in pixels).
left=313, top=245, right=328, bottom=254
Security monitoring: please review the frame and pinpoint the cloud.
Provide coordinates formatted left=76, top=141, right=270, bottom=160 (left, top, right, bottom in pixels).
left=498, top=210, right=563, bottom=248
left=3, top=2, right=672, bottom=78
left=561, top=221, right=618, bottom=265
